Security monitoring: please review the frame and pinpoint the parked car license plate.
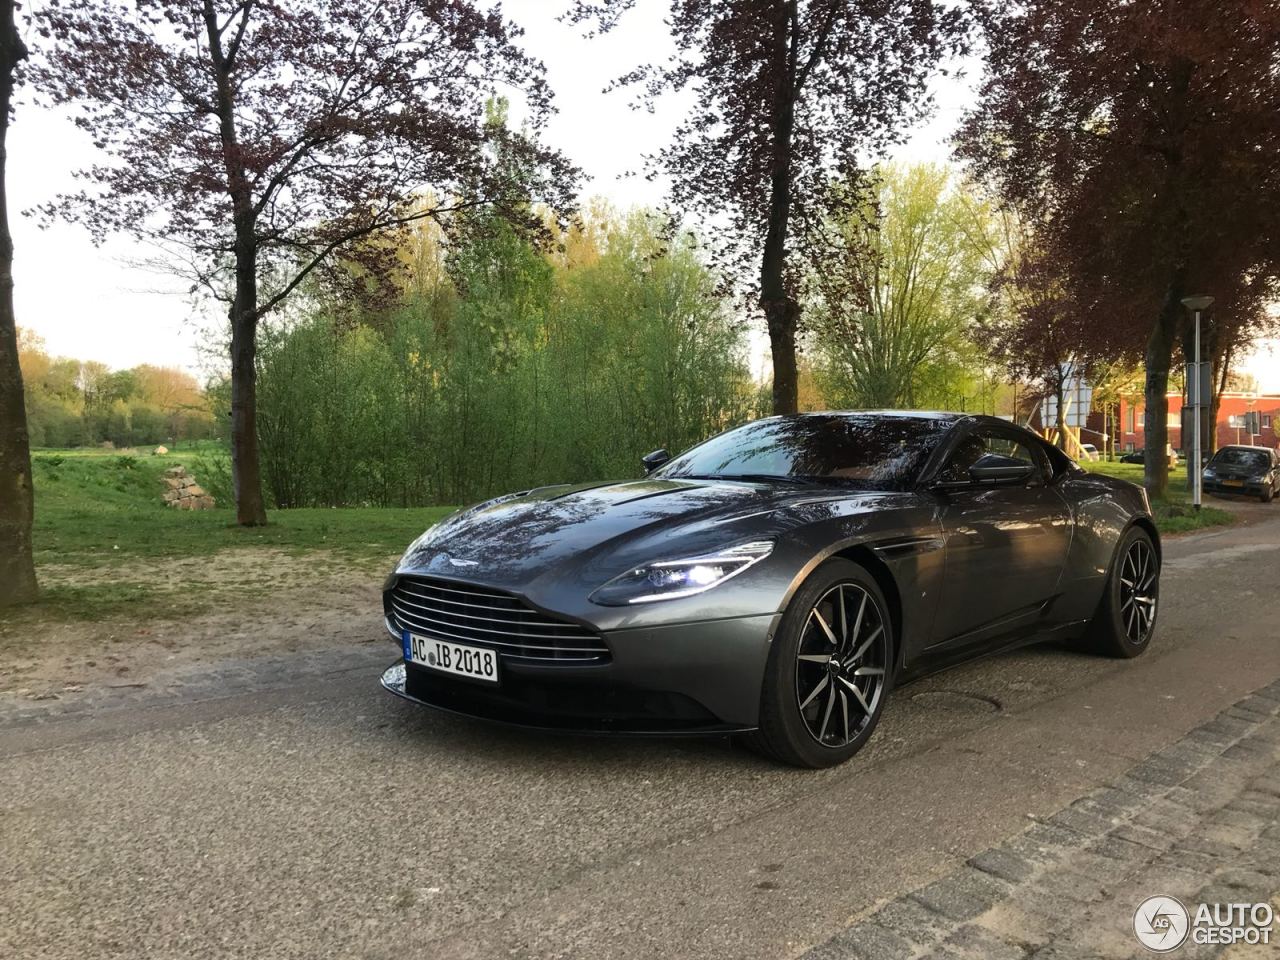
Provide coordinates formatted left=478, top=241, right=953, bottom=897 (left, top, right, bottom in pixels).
left=1223, top=478, right=1244, bottom=487
left=404, top=633, right=500, bottom=684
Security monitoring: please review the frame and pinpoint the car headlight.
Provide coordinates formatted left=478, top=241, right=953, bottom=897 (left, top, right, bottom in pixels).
left=589, top=540, right=774, bottom=605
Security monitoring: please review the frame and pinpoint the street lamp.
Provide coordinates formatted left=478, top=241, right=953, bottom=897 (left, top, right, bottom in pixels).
left=1181, top=295, right=1214, bottom=510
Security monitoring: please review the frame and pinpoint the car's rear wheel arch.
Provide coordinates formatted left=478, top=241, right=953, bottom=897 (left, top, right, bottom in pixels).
left=1127, top=517, right=1161, bottom=564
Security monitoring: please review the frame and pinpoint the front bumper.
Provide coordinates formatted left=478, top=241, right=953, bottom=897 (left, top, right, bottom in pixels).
left=1204, top=479, right=1266, bottom=497
left=380, top=612, right=778, bottom=734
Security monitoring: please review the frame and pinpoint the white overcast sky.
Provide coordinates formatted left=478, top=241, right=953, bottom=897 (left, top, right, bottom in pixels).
left=10, top=0, right=1278, bottom=389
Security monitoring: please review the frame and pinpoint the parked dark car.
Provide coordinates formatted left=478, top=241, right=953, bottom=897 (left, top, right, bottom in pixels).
left=1119, top=450, right=1145, bottom=464
left=381, top=412, right=1161, bottom=768
left=1203, top=445, right=1280, bottom=502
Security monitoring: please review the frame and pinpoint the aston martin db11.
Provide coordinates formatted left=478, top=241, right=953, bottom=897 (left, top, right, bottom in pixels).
left=381, top=412, right=1161, bottom=768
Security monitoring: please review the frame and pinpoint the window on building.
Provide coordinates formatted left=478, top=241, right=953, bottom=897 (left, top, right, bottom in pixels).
left=1265, top=414, right=1274, bottom=430
left=1137, top=412, right=1145, bottom=428
left=1126, top=407, right=1136, bottom=432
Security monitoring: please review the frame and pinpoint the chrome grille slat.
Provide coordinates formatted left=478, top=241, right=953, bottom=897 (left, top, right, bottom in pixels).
left=388, top=601, right=598, bottom=643
left=389, top=576, right=609, bottom=663
left=391, top=592, right=580, bottom=630
left=398, top=580, right=516, bottom=602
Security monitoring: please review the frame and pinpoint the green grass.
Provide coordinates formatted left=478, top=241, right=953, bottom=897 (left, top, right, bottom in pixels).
left=6, top=447, right=455, bottom=624
left=30, top=448, right=454, bottom=565
left=1082, top=459, right=1235, bottom=534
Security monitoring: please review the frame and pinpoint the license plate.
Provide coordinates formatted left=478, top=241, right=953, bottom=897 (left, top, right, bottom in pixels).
left=404, top=633, right=500, bottom=684
left=1223, top=479, right=1244, bottom=487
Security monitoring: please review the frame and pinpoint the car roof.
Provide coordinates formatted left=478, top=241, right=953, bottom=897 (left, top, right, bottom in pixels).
left=781, top=410, right=969, bottom=422
left=1214, top=445, right=1275, bottom=456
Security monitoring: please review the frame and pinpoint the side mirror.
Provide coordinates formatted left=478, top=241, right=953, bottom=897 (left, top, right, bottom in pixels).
left=641, top=449, right=671, bottom=474
left=969, top=461, right=1036, bottom=485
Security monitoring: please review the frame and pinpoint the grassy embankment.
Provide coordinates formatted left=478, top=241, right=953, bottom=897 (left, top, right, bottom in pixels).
left=10, top=444, right=453, bottom=623
left=1081, top=459, right=1234, bottom=535
left=5, top=447, right=1233, bottom=625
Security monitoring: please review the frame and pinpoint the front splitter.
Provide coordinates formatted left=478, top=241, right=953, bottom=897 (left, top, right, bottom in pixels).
left=379, top=661, right=753, bottom=737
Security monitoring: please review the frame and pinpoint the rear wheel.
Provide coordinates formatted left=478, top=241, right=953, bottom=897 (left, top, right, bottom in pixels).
left=745, top=559, right=893, bottom=768
left=1261, top=483, right=1274, bottom=504
left=1085, top=526, right=1159, bottom=658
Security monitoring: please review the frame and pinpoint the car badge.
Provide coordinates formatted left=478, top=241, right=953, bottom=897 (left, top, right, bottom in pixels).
left=445, top=556, right=479, bottom=568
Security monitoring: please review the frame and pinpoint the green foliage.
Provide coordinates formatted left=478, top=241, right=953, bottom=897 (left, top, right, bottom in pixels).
left=809, top=164, right=998, bottom=412
left=254, top=206, right=761, bottom=507
left=17, top=330, right=219, bottom=448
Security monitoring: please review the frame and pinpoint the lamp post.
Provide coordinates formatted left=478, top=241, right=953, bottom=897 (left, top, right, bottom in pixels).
left=1181, top=295, right=1214, bottom=510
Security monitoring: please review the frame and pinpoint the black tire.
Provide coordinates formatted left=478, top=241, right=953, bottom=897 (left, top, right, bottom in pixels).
left=744, top=559, right=894, bottom=768
left=1085, top=526, right=1159, bottom=658
left=1261, top=483, right=1274, bottom=504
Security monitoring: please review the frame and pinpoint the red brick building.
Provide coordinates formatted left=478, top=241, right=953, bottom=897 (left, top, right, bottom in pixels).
left=1116, top=392, right=1280, bottom=453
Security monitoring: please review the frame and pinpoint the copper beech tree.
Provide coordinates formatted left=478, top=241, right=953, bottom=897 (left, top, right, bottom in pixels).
left=0, top=0, right=35, bottom=605
left=569, top=0, right=968, bottom=414
left=34, top=0, right=575, bottom=525
left=957, top=1, right=1280, bottom=498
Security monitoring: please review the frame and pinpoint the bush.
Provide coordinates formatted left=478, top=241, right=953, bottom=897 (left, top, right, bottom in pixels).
left=254, top=209, right=761, bottom=507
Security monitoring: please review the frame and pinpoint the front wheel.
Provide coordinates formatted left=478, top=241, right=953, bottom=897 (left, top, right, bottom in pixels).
left=745, top=559, right=893, bottom=768
left=1261, top=483, right=1274, bottom=504
left=1085, top=526, right=1160, bottom=658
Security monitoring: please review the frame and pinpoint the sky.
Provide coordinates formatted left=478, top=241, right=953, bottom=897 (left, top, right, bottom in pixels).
left=9, top=0, right=1279, bottom=391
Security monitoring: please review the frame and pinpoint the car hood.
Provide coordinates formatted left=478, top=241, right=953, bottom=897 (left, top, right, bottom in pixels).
left=396, top=478, right=891, bottom=593
left=1208, top=461, right=1268, bottom=479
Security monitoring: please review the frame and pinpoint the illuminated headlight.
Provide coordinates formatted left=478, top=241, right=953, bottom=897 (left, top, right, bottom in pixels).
left=589, top=541, right=774, bottom=605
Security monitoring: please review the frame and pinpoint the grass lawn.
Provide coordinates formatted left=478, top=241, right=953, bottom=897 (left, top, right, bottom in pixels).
left=10, top=447, right=454, bottom=623
left=1082, top=459, right=1235, bottom=535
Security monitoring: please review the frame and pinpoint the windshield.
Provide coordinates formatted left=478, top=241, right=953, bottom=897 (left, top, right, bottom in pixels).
left=655, top=414, right=953, bottom=491
left=1211, top=448, right=1271, bottom=471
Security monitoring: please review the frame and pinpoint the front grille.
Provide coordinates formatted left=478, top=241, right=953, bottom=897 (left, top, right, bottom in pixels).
left=388, top=576, right=610, bottom=663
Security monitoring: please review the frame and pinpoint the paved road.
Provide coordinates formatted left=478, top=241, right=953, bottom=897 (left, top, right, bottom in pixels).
left=3, top=512, right=1280, bottom=960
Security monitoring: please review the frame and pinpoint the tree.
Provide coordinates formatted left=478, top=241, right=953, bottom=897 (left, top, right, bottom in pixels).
left=957, top=1, right=1280, bottom=497
left=34, top=0, right=576, bottom=524
left=0, top=0, right=35, bottom=606
left=569, top=0, right=968, bottom=414
left=809, top=163, right=991, bottom=410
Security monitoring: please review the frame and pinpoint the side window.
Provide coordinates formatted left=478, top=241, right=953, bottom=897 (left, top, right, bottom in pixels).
left=984, top=435, right=1045, bottom=486
left=939, top=431, right=1044, bottom=485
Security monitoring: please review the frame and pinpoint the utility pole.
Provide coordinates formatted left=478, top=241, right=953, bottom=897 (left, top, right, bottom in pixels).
left=1181, top=296, right=1214, bottom=511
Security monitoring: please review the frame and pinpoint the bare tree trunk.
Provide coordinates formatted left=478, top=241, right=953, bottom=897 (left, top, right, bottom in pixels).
left=760, top=0, right=799, bottom=416
left=0, top=0, right=35, bottom=606
left=1143, top=276, right=1185, bottom=499
left=229, top=239, right=267, bottom=526
left=1054, top=370, right=1068, bottom=451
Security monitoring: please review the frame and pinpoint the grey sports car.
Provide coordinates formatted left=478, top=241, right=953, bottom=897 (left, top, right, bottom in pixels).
left=381, top=411, right=1160, bottom=768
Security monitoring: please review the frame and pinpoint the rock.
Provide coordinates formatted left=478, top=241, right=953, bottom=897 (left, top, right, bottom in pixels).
left=154, top=445, right=169, bottom=455
left=160, top=464, right=215, bottom=509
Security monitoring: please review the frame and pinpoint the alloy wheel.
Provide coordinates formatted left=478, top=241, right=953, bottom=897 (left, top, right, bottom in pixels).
left=1119, top=538, right=1157, bottom=643
left=794, top=582, right=888, bottom=748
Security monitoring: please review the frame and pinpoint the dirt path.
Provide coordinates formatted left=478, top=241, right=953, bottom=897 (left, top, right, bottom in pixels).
left=0, top=547, right=392, bottom=700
